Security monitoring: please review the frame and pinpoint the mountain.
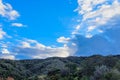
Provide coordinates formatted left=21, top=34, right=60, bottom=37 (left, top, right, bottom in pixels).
left=0, top=55, right=120, bottom=80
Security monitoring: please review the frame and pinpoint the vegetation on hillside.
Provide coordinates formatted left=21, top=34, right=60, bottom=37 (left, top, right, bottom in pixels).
left=0, top=55, right=120, bottom=80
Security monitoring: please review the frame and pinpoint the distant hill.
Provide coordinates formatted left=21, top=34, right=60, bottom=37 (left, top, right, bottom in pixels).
left=0, top=55, right=120, bottom=80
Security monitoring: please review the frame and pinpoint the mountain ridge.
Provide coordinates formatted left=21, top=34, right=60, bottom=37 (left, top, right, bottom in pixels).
left=0, top=55, right=120, bottom=80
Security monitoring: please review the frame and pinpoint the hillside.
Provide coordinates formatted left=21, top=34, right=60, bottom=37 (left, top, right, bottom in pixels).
left=0, top=55, right=120, bottom=80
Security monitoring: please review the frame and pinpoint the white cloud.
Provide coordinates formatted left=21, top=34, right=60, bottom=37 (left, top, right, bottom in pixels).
left=71, top=43, right=76, bottom=46
left=11, top=23, right=25, bottom=27
left=0, top=41, right=16, bottom=59
left=87, top=26, right=96, bottom=32
left=57, top=36, right=70, bottom=43
left=21, top=41, right=31, bottom=48
left=20, top=39, right=46, bottom=49
left=0, top=54, right=15, bottom=60
left=0, top=0, right=19, bottom=20
left=31, top=45, right=70, bottom=59
left=85, top=34, right=93, bottom=38
left=0, top=28, right=7, bottom=39
left=13, top=39, right=72, bottom=59
left=73, top=0, right=120, bottom=37
left=76, top=25, right=81, bottom=30
left=83, top=0, right=120, bottom=22
left=1, top=48, right=10, bottom=54
left=76, top=0, right=106, bottom=14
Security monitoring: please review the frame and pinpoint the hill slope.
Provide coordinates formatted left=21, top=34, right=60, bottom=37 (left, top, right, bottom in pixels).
left=0, top=55, right=120, bottom=80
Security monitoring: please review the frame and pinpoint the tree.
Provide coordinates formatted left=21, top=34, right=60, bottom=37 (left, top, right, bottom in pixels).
left=105, top=69, right=120, bottom=80
left=90, top=65, right=109, bottom=80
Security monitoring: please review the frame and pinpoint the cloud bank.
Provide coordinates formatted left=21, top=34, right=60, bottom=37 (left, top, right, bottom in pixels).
left=12, top=39, right=72, bottom=59
left=72, top=0, right=120, bottom=56
left=73, top=0, right=120, bottom=37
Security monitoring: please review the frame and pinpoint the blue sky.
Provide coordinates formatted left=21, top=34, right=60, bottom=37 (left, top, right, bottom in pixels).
left=0, top=0, right=120, bottom=59
left=2, top=0, right=77, bottom=45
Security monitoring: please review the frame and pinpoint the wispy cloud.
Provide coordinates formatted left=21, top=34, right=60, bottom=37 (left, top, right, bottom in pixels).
left=0, top=41, right=16, bottom=59
left=11, top=23, right=25, bottom=27
left=0, top=0, right=20, bottom=39
left=0, top=0, right=19, bottom=20
left=1, top=48, right=10, bottom=54
left=0, top=28, right=7, bottom=39
left=73, top=0, right=120, bottom=37
left=57, top=36, right=70, bottom=43
left=0, top=0, right=21, bottom=59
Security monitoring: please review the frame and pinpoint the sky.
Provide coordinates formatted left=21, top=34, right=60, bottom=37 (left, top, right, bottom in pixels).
left=0, top=0, right=120, bottom=59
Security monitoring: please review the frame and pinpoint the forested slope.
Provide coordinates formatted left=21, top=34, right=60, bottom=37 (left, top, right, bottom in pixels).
left=0, top=55, right=120, bottom=80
